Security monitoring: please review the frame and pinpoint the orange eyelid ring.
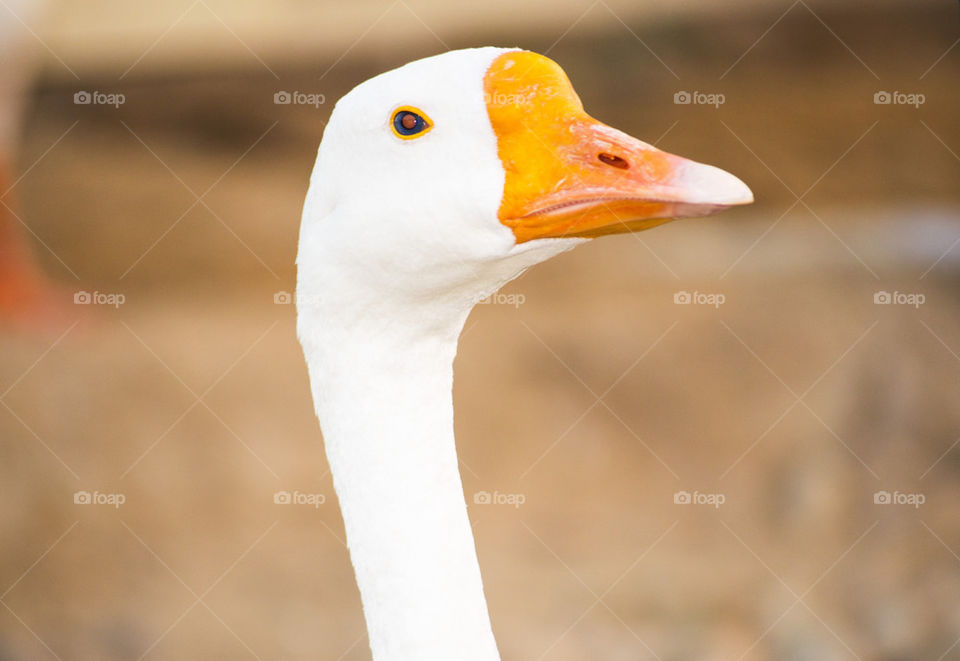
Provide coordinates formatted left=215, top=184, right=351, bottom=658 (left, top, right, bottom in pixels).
left=390, top=105, right=433, bottom=140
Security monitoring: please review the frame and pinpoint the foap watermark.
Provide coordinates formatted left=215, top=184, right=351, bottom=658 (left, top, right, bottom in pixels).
left=874, top=490, right=925, bottom=508
left=473, top=490, right=525, bottom=508
left=274, top=91, right=326, bottom=108
left=674, top=290, right=725, bottom=308
left=674, top=90, right=725, bottom=108
left=484, top=91, right=534, bottom=106
left=476, top=292, right=525, bottom=309
left=74, top=490, right=126, bottom=508
left=873, top=91, right=925, bottom=108
left=274, top=490, right=326, bottom=508
left=674, top=490, right=725, bottom=508
left=874, top=290, right=924, bottom=308
left=274, top=291, right=326, bottom=305
left=74, top=290, right=126, bottom=308
left=74, top=90, right=125, bottom=108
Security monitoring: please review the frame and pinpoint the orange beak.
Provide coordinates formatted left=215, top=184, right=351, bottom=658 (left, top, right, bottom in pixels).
left=484, top=51, right=753, bottom=243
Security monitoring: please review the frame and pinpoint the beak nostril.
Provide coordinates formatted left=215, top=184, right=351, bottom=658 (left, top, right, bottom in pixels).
left=598, top=152, right=629, bottom=170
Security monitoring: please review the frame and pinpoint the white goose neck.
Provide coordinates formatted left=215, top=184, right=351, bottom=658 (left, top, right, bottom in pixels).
left=297, top=291, right=500, bottom=661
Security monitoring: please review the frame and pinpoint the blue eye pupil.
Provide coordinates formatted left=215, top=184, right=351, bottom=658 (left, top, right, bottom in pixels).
left=394, top=111, right=426, bottom=136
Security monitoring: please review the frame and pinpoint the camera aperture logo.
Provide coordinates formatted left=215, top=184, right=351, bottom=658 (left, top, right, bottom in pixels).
left=74, top=490, right=126, bottom=508
left=273, top=490, right=325, bottom=508
left=873, top=91, right=925, bottom=108
left=473, top=490, right=525, bottom=509
left=674, top=91, right=725, bottom=108
left=873, top=291, right=924, bottom=308
left=74, top=290, right=126, bottom=308
left=674, top=290, right=725, bottom=308
left=274, top=91, right=326, bottom=108
left=873, top=490, right=924, bottom=508
left=674, top=490, right=725, bottom=508
left=74, top=91, right=125, bottom=108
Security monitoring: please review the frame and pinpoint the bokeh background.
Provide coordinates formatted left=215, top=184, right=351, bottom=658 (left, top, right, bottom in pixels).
left=1, top=0, right=959, bottom=659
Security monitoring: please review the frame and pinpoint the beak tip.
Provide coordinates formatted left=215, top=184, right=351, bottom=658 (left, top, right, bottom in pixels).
left=731, top=175, right=755, bottom=206
left=734, top=182, right=755, bottom=206
left=676, top=161, right=754, bottom=207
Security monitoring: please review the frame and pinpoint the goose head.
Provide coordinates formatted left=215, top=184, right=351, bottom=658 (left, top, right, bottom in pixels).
left=296, top=47, right=753, bottom=661
left=298, top=46, right=752, bottom=317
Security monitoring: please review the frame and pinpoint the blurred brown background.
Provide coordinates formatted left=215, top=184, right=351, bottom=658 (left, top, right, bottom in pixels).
left=2, top=0, right=959, bottom=659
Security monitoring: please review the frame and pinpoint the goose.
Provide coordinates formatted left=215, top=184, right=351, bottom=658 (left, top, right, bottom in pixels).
left=296, top=46, right=752, bottom=661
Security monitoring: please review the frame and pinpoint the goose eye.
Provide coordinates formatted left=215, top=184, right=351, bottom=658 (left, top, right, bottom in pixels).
left=391, top=107, right=432, bottom=139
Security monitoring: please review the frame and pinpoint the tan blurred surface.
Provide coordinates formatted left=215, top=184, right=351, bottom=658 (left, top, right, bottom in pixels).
left=2, top=1, right=960, bottom=660
left=33, top=0, right=928, bottom=79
